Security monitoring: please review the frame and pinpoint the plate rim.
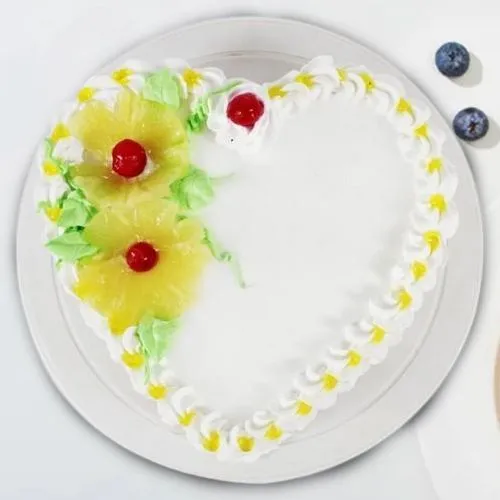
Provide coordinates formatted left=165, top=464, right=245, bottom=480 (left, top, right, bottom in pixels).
left=16, top=15, right=484, bottom=483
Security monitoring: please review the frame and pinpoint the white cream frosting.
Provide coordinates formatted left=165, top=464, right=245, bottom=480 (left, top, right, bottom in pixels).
left=163, top=59, right=226, bottom=103
left=207, top=80, right=276, bottom=155
left=35, top=57, right=459, bottom=462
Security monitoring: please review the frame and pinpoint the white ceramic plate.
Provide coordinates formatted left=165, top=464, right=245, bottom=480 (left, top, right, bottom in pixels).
left=17, top=17, right=483, bottom=483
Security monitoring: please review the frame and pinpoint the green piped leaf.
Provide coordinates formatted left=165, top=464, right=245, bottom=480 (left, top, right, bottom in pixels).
left=57, top=190, right=97, bottom=229
left=136, top=316, right=179, bottom=378
left=142, top=69, right=181, bottom=109
left=46, top=229, right=98, bottom=262
left=44, top=138, right=55, bottom=160
left=44, top=138, right=77, bottom=189
left=43, top=139, right=94, bottom=226
left=202, top=226, right=228, bottom=261
left=202, top=227, right=246, bottom=288
left=210, top=79, right=242, bottom=97
left=56, top=190, right=70, bottom=208
left=170, top=167, right=214, bottom=211
left=186, top=97, right=209, bottom=133
left=57, top=159, right=72, bottom=179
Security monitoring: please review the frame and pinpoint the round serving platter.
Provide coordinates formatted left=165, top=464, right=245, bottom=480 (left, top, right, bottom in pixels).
left=17, top=16, right=483, bottom=483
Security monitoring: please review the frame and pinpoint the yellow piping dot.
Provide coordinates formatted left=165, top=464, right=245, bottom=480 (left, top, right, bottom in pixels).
left=424, top=230, right=441, bottom=254
left=147, top=384, right=167, bottom=400
left=347, top=350, right=362, bottom=367
left=429, top=194, right=447, bottom=215
left=396, top=288, right=413, bottom=310
left=182, top=68, right=202, bottom=90
left=294, top=73, right=315, bottom=89
left=77, top=87, right=95, bottom=103
left=201, top=431, right=220, bottom=452
left=50, top=123, right=70, bottom=142
left=264, top=423, right=283, bottom=440
left=267, top=84, right=287, bottom=99
left=296, top=400, right=312, bottom=416
left=359, top=72, right=375, bottom=92
left=414, top=123, right=429, bottom=139
left=370, top=325, right=386, bottom=344
left=121, top=351, right=144, bottom=369
left=112, top=68, right=133, bottom=85
left=178, top=411, right=196, bottom=427
left=337, top=68, right=348, bottom=82
left=395, top=98, right=413, bottom=115
left=237, top=435, right=255, bottom=453
left=426, top=157, right=443, bottom=174
left=45, top=206, right=61, bottom=223
left=42, top=161, right=59, bottom=177
left=411, top=261, right=428, bottom=281
left=322, top=373, right=338, bottom=391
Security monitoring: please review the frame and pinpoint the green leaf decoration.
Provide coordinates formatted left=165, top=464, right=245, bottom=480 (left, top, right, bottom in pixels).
left=46, top=230, right=98, bottom=262
left=202, top=227, right=246, bottom=288
left=43, top=139, right=63, bottom=177
left=136, top=316, right=179, bottom=380
left=41, top=136, right=97, bottom=264
left=209, top=79, right=242, bottom=97
left=142, top=69, right=181, bottom=109
left=202, top=226, right=228, bottom=261
left=57, top=159, right=72, bottom=179
left=44, top=137, right=76, bottom=189
left=56, top=190, right=70, bottom=208
left=186, top=97, right=209, bottom=133
left=44, top=138, right=55, bottom=160
left=57, top=190, right=97, bottom=229
left=170, top=167, right=214, bottom=211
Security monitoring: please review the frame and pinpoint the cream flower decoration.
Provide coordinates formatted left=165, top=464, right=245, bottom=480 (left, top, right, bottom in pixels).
left=74, top=62, right=148, bottom=108
left=275, top=55, right=342, bottom=106
left=186, top=413, right=229, bottom=455
left=158, top=386, right=200, bottom=430
left=164, top=59, right=226, bottom=102
left=207, top=81, right=274, bottom=155
left=344, top=319, right=404, bottom=365
left=275, top=393, right=319, bottom=432
left=292, top=364, right=355, bottom=412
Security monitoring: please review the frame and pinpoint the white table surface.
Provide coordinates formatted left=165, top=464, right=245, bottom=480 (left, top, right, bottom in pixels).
left=2, top=1, right=500, bottom=498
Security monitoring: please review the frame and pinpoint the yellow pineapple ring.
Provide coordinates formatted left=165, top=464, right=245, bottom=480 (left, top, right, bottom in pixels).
left=67, top=89, right=189, bottom=207
left=74, top=200, right=210, bottom=334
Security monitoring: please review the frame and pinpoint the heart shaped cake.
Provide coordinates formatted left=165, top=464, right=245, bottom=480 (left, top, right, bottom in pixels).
left=35, top=56, right=459, bottom=462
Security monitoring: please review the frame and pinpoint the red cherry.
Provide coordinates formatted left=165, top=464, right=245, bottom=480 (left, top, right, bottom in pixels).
left=226, top=92, right=265, bottom=129
left=112, top=139, right=147, bottom=178
left=125, top=242, right=159, bottom=273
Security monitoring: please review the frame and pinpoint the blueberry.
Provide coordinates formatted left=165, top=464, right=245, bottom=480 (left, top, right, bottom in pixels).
left=435, top=42, right=470, bottom=78
left=453, top=107, right=489, bottom=141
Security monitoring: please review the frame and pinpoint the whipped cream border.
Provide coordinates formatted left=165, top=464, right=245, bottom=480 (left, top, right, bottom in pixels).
left=35, top=57, right=459, bottom=462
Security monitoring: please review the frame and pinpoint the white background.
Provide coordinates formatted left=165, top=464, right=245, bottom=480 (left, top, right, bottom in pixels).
left=2, top=1, right=500, bottom=499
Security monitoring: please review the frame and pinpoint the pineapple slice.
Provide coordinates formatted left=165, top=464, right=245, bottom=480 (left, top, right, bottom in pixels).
left=74, top=200, right=210, bottom=334
left=67, top=89, right=189, bottom=207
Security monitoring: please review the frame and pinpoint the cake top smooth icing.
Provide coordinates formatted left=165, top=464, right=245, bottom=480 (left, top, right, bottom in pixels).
left=35, top=56, right=459, bottom=462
